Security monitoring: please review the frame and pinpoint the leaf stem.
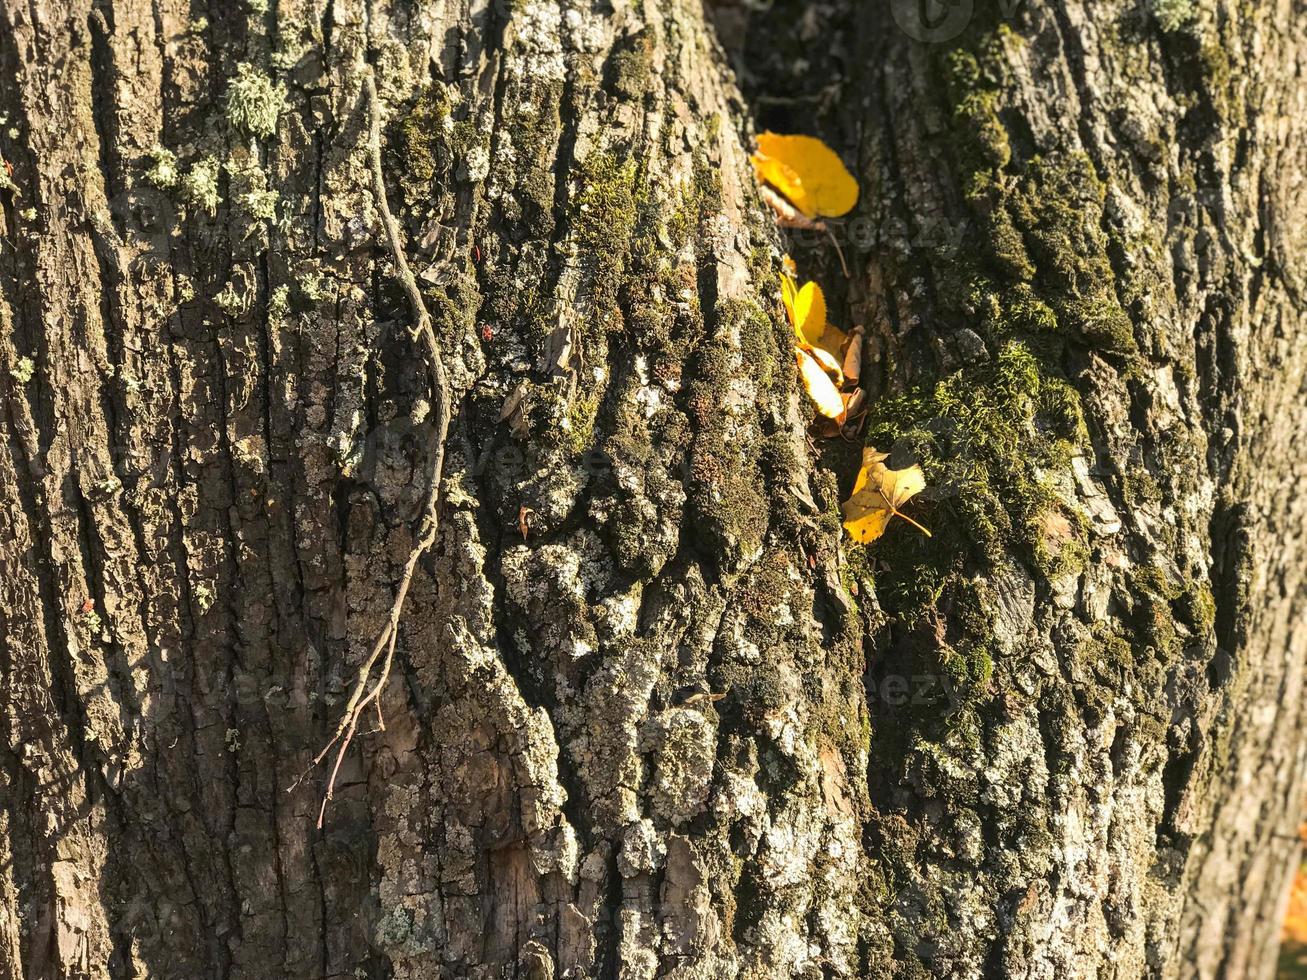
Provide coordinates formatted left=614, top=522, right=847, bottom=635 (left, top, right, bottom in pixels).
left=893, top=510, right=932, bottom=538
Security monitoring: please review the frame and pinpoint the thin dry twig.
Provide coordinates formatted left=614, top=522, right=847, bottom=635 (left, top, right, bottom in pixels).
left=301, top=68, right=453, bottom=828
left=758, top=184, right=851, bottom=278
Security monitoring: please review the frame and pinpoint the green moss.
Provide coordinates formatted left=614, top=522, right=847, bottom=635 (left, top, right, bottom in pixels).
left=1028, top=503, right=1090, bottom=579
left=562, top=144, right=722, bottom=459
left=398, top=84, right=452, bottom=183
left=571, top=149, right=657, bottom=359
left=1006, top=154, right=1137, bottom=354
left=525, top=381, right=606, bottom=462
left=1123, top=467, right=1163, bottom=508
left=1037, top=376, right=1088, bottom=443
left=1198, top=40, right=1232, bottom=104
left=501, top=80, right=565, bottom=236
left=479, top=260, right=549, bottom=351
left=1133, top=564, right=1183, bottom=601
left=955, top=91, right=1011, bottom=170
left=734, top=551, right=795, bottom=626
left=969, top=282, right=1057, bottom=337
left=563, top=387, right=602, bottom=456
left=608, top=30, right=654, bottom=102
left=941, top=52, right=1012, bottom=175
left=844, top=26, right=1146, bottom=652
left=430, top=269, right=481, bottom=343
left=931, top=578, right=999, bottom=707
left=1075, top=618, right=1174, bottom=730
left=1181, top=582, right=1216, bottom=635
left=575, top=152, right=643, bottom=263
left=682, top=301, right=779, bottom=572
left=828, top=472, right=876, bottom=611
left=449, top=117, right=480, bottom=160
left=937, top=37, right=1139, bottom=360
left=598, top=402, right=668, bottom=574
left=668, top=152, right=722, bottom=250
left=734, top=300, right=782, bottom=397
left=1129, top=566, right=1184, bottom=660
left=863, top=342, right=1085, bottom=605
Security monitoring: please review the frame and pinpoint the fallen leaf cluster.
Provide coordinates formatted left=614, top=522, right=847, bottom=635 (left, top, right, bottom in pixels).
left=781, top=259, right=865, bottom=431
left=752, top=133, right=929, bottom=544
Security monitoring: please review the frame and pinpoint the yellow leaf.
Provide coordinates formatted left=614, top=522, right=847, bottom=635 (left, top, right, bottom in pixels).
left=781, top=275, right=826, bottom=345
left=816, top=321, right=848, bottom=362
left=751, top=133, right=859, bottom=219
left=796, top=349, right=844, bottom=419
left=841, top=448, right=932, bottom=543
left=802, top=343, right=844, bottom=382
left=780, top=271, right=847, bottom=357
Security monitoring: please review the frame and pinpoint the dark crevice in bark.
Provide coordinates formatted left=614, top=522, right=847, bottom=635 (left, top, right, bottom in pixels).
left=87, top=6, right=124, bottom=238
left=69, top=479, right=145, bottom=743
left=254, top=246, right=298, bottom=973
left=1207, top=500, right=1250, bottom=674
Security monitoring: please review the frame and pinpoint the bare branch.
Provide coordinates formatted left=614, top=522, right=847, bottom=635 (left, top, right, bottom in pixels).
left=300, top=67, right=454, bottom=828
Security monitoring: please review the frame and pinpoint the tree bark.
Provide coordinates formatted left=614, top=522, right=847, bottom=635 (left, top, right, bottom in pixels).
left=0, top=0, right=1303, bottom=978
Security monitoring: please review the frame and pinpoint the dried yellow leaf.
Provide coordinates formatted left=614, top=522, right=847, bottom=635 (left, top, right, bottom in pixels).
left=841, top=448, right=931, bottom=543
left=751, top=132, right=859, bottom=219
left=796, top=348, right=845, bottom=419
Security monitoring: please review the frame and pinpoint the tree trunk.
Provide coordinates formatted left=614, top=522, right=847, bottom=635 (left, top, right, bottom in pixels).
left=0, top=0, right=1303, bottom=976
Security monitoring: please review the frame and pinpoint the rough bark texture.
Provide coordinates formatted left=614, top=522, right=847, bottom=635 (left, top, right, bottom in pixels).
left=0, top=0, right=1303, bottom=978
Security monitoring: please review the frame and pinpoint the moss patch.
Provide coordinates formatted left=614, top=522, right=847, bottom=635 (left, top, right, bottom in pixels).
left=936, top=44, right=1139, bottom=359
left=397, top=84, right=452, bottom=184
left=862, top=342, right=1086, bottom=610
left=682, top=300, right=780, bottom=575
left=607, top=30, right=654, bottom=103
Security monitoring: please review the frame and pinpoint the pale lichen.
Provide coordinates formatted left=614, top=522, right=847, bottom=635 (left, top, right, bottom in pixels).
left=213, top=280, right=249, bottom=317
left=225, top=63, right=286, bottom=139
left=1151, top=0, right=1195, bottom=32
left=143, top=145, right=179, bottom=188
left=180, top=156, right=222, bottom=214
left=267, top=284, right=291, bottom=322
left=224, top=157, right=279, bottom=234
